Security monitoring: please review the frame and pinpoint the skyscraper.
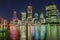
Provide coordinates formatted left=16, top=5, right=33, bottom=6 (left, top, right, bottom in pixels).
left=33, top=13, right=40, bottom=40
left=27, top=2, right=32, bottom=40
left=40, top=12, right=46, bottom=40
left=10, top=11, right=18, bottom=40
left=45, top=3, right=58, bottom=40
left=20, top=12, right=26, bottom=40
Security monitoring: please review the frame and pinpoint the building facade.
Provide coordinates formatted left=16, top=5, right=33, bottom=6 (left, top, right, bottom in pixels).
left=20, top=12, right=26, bottom=40
left=45, top=3, right=58, bottom=40
left=27, top=4, right=32, bottom=40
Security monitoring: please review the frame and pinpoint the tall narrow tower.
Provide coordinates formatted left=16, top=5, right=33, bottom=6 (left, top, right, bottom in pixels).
left=27, top=1, right=32, bottom=40
left=20, top=12, right=26, bottom=40
left=33, top=13, right=40, bottom=40
left=28, top=2, right=32, bottom=20
left=40, top=12, right=46, bottom=40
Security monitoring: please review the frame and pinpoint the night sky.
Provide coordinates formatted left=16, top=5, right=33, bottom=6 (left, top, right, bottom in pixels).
left=0, top=0, right=60, bottom=21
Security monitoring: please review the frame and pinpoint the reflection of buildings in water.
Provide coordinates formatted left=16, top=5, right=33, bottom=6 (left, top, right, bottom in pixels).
left=50, top=24, right=57, bottom=40
left=34, top=24, right=40, bottom=40
left=20, top=21, right=26, bottom=40
left=9, top=22, right=18, bottom=40
left=40, top=24, right=46, bottom=40
left=57, top=24, right=60, bottom=40
left=31, top=25, right=34, bottom=37
left=28, top=22, right=32, bottom=40
left=0, top=3, right=60, bottom=40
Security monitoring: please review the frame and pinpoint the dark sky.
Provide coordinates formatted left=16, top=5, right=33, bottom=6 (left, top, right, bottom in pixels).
left=0, top=0, right=60, bottom=21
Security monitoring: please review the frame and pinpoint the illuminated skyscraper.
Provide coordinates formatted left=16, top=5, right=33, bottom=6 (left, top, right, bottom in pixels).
left=10, top=11, right=18, bottom=40
left=46, top=3, right=58, bottom=23
left=20, top=12, right=26, bottom=40
left=27, top=2, right=32, bottom=40
left=40, top=12, right=46, bottom=23
left=40, top=12, right=46, bottom=40
left=45, top=3, right=58, bottom=40
left=33, top=13, right=40, bottom=40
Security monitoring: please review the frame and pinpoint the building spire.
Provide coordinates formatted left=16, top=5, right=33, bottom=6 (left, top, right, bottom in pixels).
left=13, top=11, right=17, bottom=18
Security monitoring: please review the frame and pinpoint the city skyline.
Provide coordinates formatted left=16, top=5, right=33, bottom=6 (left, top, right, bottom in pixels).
left=0, top=0, right=60, bottom=21
left=0, top=1, right=60, bottom=40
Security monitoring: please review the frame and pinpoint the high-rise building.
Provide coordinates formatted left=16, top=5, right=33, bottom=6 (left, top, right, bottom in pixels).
left=21, top=12, right=26, bottom=21
left=46, top=3, right=58, bottom=23
left=27, top=3, right=32, bottom=40
left=33, top=13, right=40, bottom=40
left=40, top=12, right=46, bottom=23
left=20, top=12, right=26, bottom=40
left=9, top=11, right=18, bottom=40
left=45, top=3, right=58, bottom=40
left=46, top=3, right=58, bottom=16
left=40, top=12, right=46, bottom=40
